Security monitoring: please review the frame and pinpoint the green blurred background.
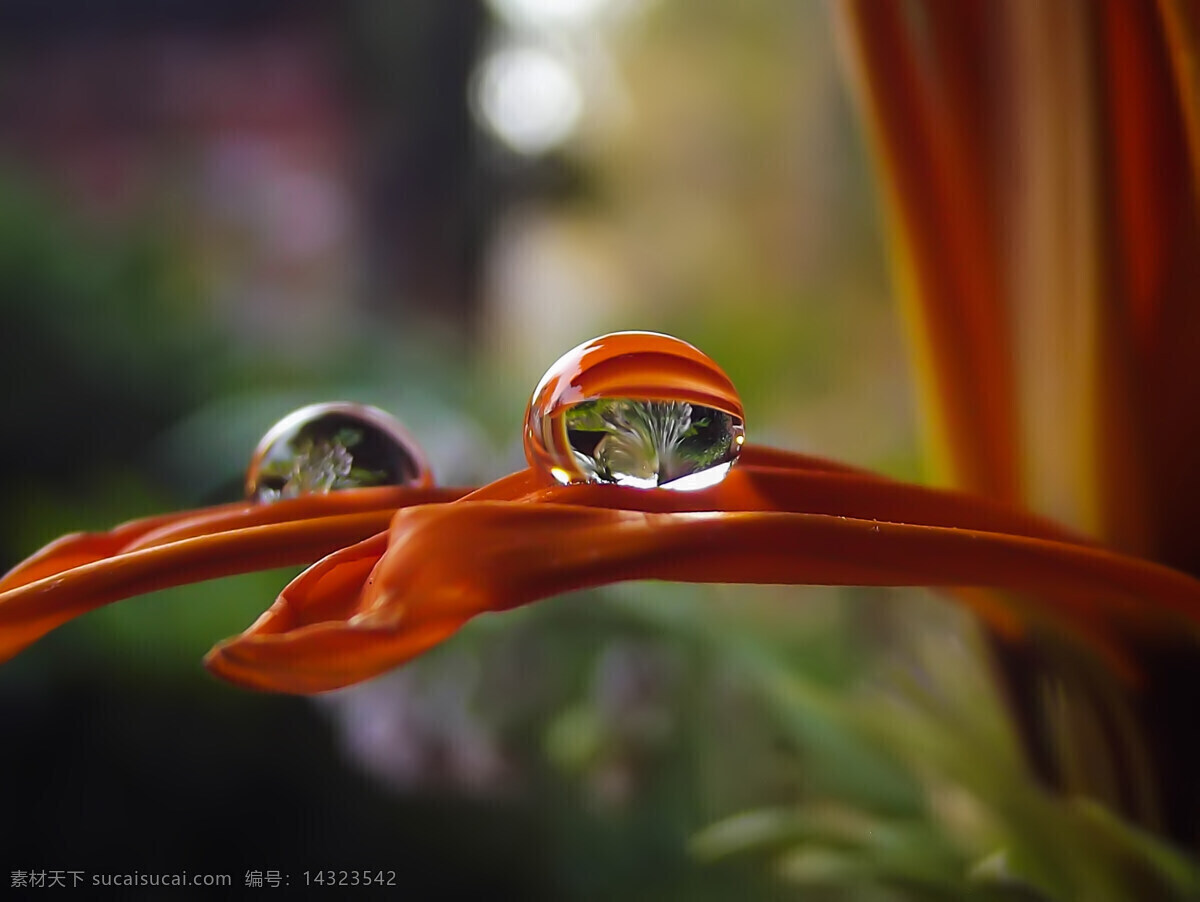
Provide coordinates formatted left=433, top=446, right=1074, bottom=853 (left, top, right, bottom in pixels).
left=3, top=2, right=1163, bottom=899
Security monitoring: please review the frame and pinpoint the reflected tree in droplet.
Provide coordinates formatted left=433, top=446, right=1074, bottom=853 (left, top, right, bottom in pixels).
left=245, top=402, right=432, bottom=503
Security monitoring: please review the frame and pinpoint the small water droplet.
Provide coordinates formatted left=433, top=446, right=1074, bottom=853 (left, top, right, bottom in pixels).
left=246, top=402, right=432, bottom=502
left=524, top=332, right=745, bottom=490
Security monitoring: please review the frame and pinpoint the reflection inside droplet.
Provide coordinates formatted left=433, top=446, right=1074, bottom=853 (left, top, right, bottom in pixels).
left=524, top=332, right=746, bottom=490
left=563, top=398, right=742, bottom=489
left=246, top=402, right=431, bottom=502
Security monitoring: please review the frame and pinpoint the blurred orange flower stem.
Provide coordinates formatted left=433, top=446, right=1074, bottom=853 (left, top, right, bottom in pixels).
left=836, top=0, right=1200, bottom=844
left=835, top=0, right=1020, bottom=505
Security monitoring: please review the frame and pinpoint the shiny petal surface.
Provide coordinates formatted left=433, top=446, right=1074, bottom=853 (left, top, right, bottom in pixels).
left=204, top=448, right=1197, bottom=693
left=0, top=488, right=464, bottom=660
left=207, top=499, right=1200, bottom=693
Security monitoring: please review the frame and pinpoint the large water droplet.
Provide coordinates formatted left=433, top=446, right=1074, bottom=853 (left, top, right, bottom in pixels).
left=246, top=402, right=432, bottom=502
left=524, top=332, right=745, bottom=490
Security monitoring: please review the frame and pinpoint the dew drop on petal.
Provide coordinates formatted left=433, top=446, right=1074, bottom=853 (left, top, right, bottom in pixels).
left=524, top=332, right=745, bottom=490
left=246, top=402, right=432, bottom=502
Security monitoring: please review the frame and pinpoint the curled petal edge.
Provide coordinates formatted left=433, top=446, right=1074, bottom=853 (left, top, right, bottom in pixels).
left=4, top=447, right=1194, bottom=694
left=207, top=498, right=1200, bottom=693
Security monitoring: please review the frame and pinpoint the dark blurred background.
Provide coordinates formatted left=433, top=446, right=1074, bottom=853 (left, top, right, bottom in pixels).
left=0, top=2, right=973, bottom=899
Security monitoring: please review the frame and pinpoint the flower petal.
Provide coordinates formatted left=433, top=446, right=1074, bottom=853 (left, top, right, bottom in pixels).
left=204, top=618, right=460, bottom=694
left=836, top=0, right=1019, bottom=501
left=0, top=486, right=464, bottom=591
left=213, top=449, right=1081, bottom=645
left=0, top=488, right=464, bottom=660
left=0, top=507, right=228, bottom=592
left=204, top=453, right=1200, bottom=693
left=519, top=464, right=1087, bottom=544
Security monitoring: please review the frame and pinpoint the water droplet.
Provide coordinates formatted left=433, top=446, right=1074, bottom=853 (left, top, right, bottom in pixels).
left=524, top=332, right=745, bottom=490
left=246, top=402, right=432, bottom=502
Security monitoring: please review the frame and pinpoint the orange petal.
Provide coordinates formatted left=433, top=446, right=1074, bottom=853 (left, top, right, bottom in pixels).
left=199, top=453, right=1098, bottom=693
left=0, top=486, right=466, bottom=661
left=0, top=487, right=465, bottom=591
left=0, top=512, right=394, bottom=662
left=203, top=526, right=463, bottom=693
left=1159, top=0, right=1200, bottom=203
left=204, top=618, right=461, bottom=694
left=211, top=450, right=1074, bottom=656
left=381, top=503, right=1200, bottom=627
left=122, top=487, right=464, bottom=550
left=207, top=492, right=1200, bottom=692
left=737, top=444, right=876, bottom=475
left=835, top=0, right=1019, bottom=501
left=457, top=467, right=542, bottom=501
left=0, top=505, right=239, bottom=592
left=517, top=463, right=1086, bottom=544
left=247, top=530, right=391, bottom=637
